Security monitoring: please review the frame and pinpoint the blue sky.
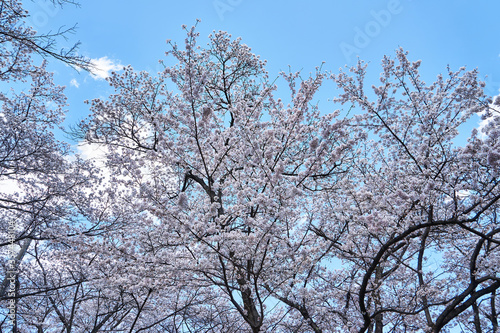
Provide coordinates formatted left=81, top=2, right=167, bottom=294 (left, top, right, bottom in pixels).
left=22, top=0, right=500, bottom=138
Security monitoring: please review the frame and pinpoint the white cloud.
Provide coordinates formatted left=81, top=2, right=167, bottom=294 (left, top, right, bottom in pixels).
left=90, top=56, right=122, bottom=80
left=70, top=78, right=80, bottom=88
left=0, top=179, right=21, bottom=195
left=77, top=142, right=109, bottom=167
left=76, top=141, right=177, bottom=204
left=477, top=94, right=500, bottom=139
left=477, top=112, right=489, bottom=138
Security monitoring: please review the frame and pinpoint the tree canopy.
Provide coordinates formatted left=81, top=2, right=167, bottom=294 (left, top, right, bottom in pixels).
left=1, top=9, right=500, bottom=333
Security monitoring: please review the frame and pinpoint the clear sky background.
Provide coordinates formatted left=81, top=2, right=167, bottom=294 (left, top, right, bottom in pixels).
left=22, top=0, right=500, bottom=140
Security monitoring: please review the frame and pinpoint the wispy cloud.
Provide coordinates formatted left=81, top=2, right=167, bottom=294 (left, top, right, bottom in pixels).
left=70, top=78, right=80, bottom=88
left=90, top=56, right=122, bottom=80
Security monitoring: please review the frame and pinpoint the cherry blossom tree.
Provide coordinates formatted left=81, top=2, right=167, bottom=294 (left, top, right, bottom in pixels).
left=76, top=25, right=500, bottom=333
left=3, top=14, right=498, bottom=331
left=325, top=54, right=500, bottom=333
left=0, top=0, right=91, bottom=76
left=0, top=0, right=98, bottom=330
left=77, top=25, right=360, bottom=332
